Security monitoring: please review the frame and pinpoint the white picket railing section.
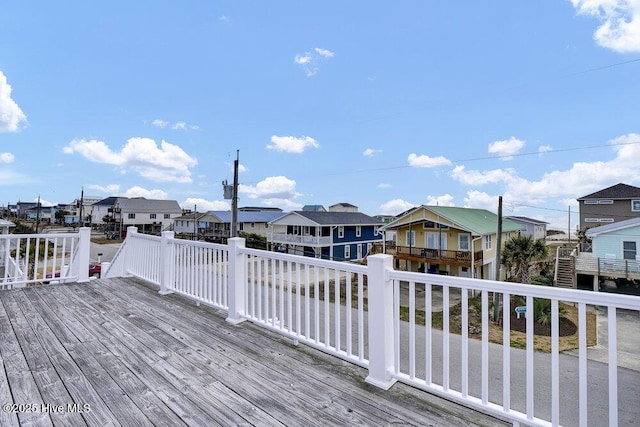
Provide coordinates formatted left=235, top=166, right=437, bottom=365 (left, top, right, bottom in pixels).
left=0, top=228, right=91, bottom=288
left=103, top=227, right=640, bottom=427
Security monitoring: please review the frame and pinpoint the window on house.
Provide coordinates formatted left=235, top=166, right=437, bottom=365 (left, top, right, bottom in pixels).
left=406, top=230, right=416, bottom=246
left=251, top=222, right=255, bottom=229
left=338, top=226, right=344, bottom=238
left=344, top=245, right=351, bottom=259
left=459, top=234, right=470, bottom=251
left=239, top=223, right=244, bottom=231
left=632, top=200, right=640, bottom=212
left=356, top=226, right=361, bottom=237
left=484, top=234, right=492, bottom=250
left=164, top=213, right=170, bottom=219
left=128, top=213, right=135, bottom=219
left=584, top=200, right=597, bottom=205
left=623, top=241, right=637, bottom=260
left=598, top=199, right=613, bottom=204
left=150, top=213, right=157, bottom=219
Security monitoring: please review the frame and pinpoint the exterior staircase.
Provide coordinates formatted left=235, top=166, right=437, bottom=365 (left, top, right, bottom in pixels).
left=555, top=256, right=575, bottom=288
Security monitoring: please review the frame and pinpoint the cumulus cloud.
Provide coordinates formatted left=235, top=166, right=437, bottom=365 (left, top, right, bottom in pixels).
left=451, top=133, right=640, bottom=208
left=0, top=152, right=15, bottom=163
left=63, top=137, right=198, bottom=183
left=379, top=199, right=416, bottom=215
left=450, top=165, right=519, bottom=186
left=182, top=197, right=230, bottom=211
left=294, top=47, right=335, bottom=77
left=538, top=145, right=553, bottom=156
left=267, top=135, right=319, bottom=153
left=463, top=191, right=498, bottom=211
left=488, top=137, right=525, bottom=160
left=377, top=183, right=392, bottom=189
left=239, top=176, right=302, bottom=201
left=408, top=153, right=452, bottom=168
left=0, top=71, right=27, bottom=133
left=571, top=0, right=640, bottom=52
left=363, top=148, right=382, bottom=157
left=86, top=184, right=121, bottom=194
left=122, top=186, right=168, bottom=199
left=426, top=194, right=455, bottom=206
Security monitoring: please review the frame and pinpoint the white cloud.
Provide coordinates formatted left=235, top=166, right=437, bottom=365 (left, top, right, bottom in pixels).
left=63, top=137, right=198, bottom=183
left=363, top=148, right=382, bottom=157
left=87, top=184, right=121, bottom=194
left=488, top=136, right=525, bottom=160
left=377, top=183, right=392, bottom=189
left=0, top=152, right=15, bottom=163
left=450, top=165, right=518, bottom=186
left=152, top=119, right=169, bottom=128
left=0, top=71, right=27, bottom=133
left=426, top=194, right=455, bottom=206
left=122, top=186, right=168, bottom=199
left=571, top=0, right=640, bottom=53
left=239, top=176, right=302, bottom=201
left=219, top=15, right=230, bottom=23
left=452, top=133, right=640, bottom=208
left=182, top=198, right=230, bottom=211
left=151, top=119, right=199, bottom=131
left=268, top=135, right=319, bottom=153
left=463, top=191, right=498, bottom=211
left=379, top=199, right=416, bottom=215
left=407, top=153, right=452, bottom=168
left=538, top=145, right=553, bottom=156
left=34, top=197, right=54, bottom=207
left=294, top=47, right=334, bottom=77
left=314, top=47, right=335, bottom=58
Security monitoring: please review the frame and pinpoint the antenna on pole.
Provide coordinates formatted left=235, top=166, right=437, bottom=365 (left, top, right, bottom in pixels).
left=222, top=150, right=240, bottom=239
left=232, top=150, right=239, bottom=238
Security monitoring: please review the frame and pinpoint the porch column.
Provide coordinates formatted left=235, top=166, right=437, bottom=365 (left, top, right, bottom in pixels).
left=76, top=227, right=91, bottom=283
left=226, top=237, right=247, bottom=325
left=365, top=254, right=397, bottom=390
left=158, top=230, right=175, bottom=295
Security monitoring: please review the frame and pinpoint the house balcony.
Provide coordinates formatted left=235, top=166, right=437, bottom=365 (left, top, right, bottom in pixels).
left=370, top=242, right=483, bottom=267
left=267, top=232, right=333, bottom=246
left=574, top=252, right=640, bottom=281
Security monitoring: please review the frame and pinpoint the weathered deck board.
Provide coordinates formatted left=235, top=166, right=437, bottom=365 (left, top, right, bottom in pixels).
left=0, top=278, right=507, bottom=426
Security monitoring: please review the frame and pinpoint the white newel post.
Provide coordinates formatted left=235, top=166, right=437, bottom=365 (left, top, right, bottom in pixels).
left=226, top=237, right=247, bottom=325
left=123, top=226, right=139, bottom=277
left=76, top=227, right=91, bottom=283
left=365, top=254, right=397, bottom=390
left=159, top=230, right=175, bottom=295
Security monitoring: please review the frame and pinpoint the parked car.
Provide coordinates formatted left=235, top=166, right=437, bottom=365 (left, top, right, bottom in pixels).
left=44, top=264, right=101, bottom=282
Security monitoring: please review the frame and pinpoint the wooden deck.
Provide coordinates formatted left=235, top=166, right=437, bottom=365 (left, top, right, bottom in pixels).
left=0, top=278, right=506, bottom=426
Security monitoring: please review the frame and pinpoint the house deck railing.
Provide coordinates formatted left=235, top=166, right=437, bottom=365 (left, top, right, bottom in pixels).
left=371, top=242, right=484, bottom=267
left=267, top=232, right=333, bottom=247
left=100, top=227, right=640, bottom=426
left=575, top=252, right=640, bottom=280
left=0, top=228, right=90, bottom=289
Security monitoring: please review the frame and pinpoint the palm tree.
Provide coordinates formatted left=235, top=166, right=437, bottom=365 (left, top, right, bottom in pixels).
left=501, top=235, right=548, bottom=284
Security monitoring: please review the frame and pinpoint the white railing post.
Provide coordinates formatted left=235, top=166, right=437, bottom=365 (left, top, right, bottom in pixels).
left=76, top=227, right=91, bottom=283
left=158, top=230, right=175, bottom=295
left=226, top=237, right=247, bottom=325
left=365, top=253, right=397, bottom=390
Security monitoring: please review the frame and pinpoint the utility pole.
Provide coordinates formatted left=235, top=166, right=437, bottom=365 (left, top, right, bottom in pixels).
left=79, top=187, right=84, bottom=226
left=493, top=196, right=503, bottom=322
left=231, top=150, right=239, bottom=238
left=35, top=195, right=41, bottom=233
left=194, top=204, right=197, bottom=240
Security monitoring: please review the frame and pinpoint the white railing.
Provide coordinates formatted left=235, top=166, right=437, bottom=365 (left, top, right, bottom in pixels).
left=237, top=244, right=369, bottom=367
left=267, top=232, right=333, bottom=246
left=109, top=230, right=640, bottom=427
left=0, top=228, right=90, bottom=288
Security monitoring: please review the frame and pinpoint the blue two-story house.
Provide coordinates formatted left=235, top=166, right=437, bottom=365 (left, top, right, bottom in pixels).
left=267, top=210, right=384, bottom=261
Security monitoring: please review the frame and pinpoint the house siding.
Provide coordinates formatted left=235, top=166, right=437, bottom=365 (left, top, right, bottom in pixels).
left=592, top=224, right=640, bottom=259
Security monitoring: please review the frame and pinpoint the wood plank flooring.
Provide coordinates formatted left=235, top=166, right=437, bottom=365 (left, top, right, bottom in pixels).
left=0, top=278, right=507, bottom=426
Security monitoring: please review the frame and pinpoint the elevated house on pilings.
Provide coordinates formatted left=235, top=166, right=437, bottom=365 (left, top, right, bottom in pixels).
left=376, top=205, right=525, bottom=279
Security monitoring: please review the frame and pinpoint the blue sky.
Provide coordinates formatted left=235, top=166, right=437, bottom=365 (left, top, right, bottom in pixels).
left=1, top=1, right=639, bottom=231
